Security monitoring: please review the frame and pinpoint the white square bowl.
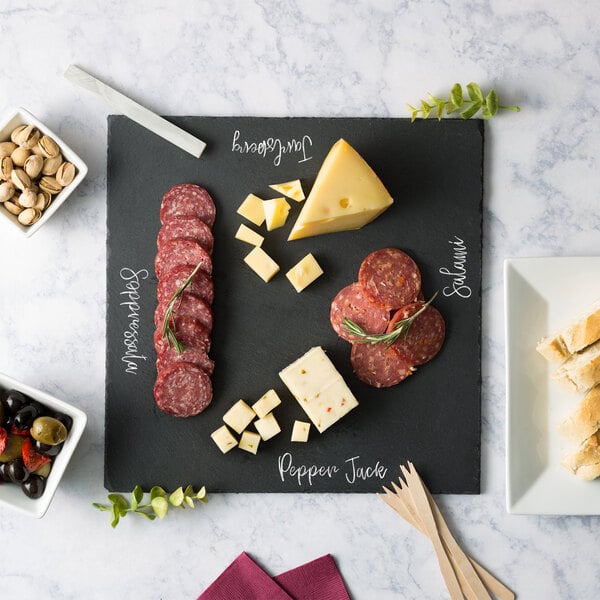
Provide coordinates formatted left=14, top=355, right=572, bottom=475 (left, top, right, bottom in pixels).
left=0, top=107, right=88, bottom=237
left=0, top=371, right=87, bottom=518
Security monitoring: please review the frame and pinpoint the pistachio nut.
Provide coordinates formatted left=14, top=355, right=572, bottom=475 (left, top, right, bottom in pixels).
left=24, top=154, right=43, bottom=179
left=0, top=141, right=17, bottom=159
left=4, top=200, right=22, bottom=215
left=17, top=207, right=40, bottom=225
left=18, top=188, right=37, bottom=208
left=31, top=142, right=45, bottom=156
left=0, top=156, right=13, bottom=181
left=39, top=176, right=62, bottom=195
left=34, top=191, right=51, bottom=211
left=55, top=162, right=76, bottom=186
left=10, top=146, right=30, bottom=167
left=14, top=125, right=40, bottom=149
left=41, top=153, right=62, bottom=176
left=10, top=125, right=27, bottom=144
left=38, top=135, right=60, bottom=158
left=11, top=168, right=31, bottom=192
left=0, top=181, right=15, bottom=203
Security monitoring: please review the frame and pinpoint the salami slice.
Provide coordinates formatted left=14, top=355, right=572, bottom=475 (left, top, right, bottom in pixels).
left=154, top=315, right=211, bottom=356
left=154, top=362, right=212, bottom=417
left=155, top=238, right=212, bottom=279
left=156, top=346, right=215, bottom=376
left=350, top=342, right=414, bottom=388
left=154, top=292, right=213, bottom=331
left=160, top=184, right=216, bottom=227
left=157, top=264, right=214, bottom=305
left=157, top=216, right=214, bottom=254
left=358, top=248, right=421, bottom=310
left=330, top=282, right=390, bottom=342
left=388, top=302, right=445, bottom=366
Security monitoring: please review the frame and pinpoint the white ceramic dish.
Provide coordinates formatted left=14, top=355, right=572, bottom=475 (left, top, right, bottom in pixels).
left=0, top=371, right=87, bottom=518
left=0, top=107, right=88, bottom=237
left=505, top=256, right=600, bottom=515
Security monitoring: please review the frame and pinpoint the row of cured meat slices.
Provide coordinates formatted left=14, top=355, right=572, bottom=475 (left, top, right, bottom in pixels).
left=153, top=184, right=216, bottom=417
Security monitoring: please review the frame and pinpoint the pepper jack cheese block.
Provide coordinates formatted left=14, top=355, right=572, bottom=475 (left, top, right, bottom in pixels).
left=269, top=179, right=305, bottom=202
left=291, top=420, right=310, bottom=442
left=243, top=246, right=280, bottom=282
left=252, top=388, right=282, bottom=419
left=286, top=253, right=323, bottom=292
left=279, top=346, right=359, bottom=433
left=288, top=138, right=393, bottom=241
left=235, top=223, right=264, bottom=246
left=211, top=425, right=238, bottom=454
left=237, top=193, right=265, bottom=226
left=263, top=197, right=291, bottom=231
left=239, top=430, right=261, bottom=454
left=254, top=412, right=281, bottom=441
left=223, top=399, right=256, bottom=434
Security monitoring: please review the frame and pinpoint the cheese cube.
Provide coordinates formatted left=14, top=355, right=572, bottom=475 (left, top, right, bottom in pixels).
left=269, top=179, right=305, bottom=202
left=279, top=346, right=359, bottom=433
left=243, top=246, right=280, bottom=282
left=288, top=139, right=393, bottom=240
left=252, top=389, right=282, bottom=419
left=291, top=421, right=310, bottom=442
left=285, top=253, right=324, bottom=292
left=237, top=194, right=265, bottom=226
left=263, top=197, right=291, bottom=231
left=210, top=425, right=238, bottom=454
left=235, top=223, right=264, bottom=247
left=254, top=412, right=281, bottom=441
left=239, top=430, right=261, bottom=454
left=223, top=400, right=256, bottom=434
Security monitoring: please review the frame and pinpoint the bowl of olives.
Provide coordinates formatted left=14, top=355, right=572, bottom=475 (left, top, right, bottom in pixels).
left=0, top=371, right=86, bottom=518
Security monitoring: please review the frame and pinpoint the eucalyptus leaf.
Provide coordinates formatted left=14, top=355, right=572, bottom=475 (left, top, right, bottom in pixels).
left=460, top=102, right=481, bottom=120
left=169, top=486, right=185, bottom=507
left=485, top=89, right=499, bottom=116
left=184, top=496, right=196, bottom=509
left=150, top=486, right=167, bottom=500
left=450, top=83, right=463, bottom=108
left=466, top=82, right=484, bottom=103
left=111, top=504, right=121, bottom=528
left=151, top=496, right=169, bottom=519
left=196, top=486, right=207, bottom=500
left=420, top=100, right=432, bottom=118
left=92, top=503, right=111, bottom=512
left=136, top=511, right=157, bottom=521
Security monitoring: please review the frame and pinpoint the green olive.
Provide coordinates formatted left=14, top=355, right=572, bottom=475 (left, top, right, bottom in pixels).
left=0, top=434, right=25, bottom=462
left=30, top=416, right=67, bottom=446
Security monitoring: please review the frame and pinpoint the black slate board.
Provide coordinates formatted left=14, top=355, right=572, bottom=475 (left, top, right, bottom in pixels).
left=106, top=116, right=483, bottom=493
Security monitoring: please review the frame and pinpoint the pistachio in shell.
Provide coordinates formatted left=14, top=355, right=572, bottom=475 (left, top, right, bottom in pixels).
left=24, top=154, right=43, bottom=179
left=0, top=141, right=17, bottom=159
left=10, top=125, right=27, bottom=144
left=3, top=200, right=22, bottom=215
left=18, top=188, right=37, bottom=208
left=41, top=153, right=62, bottom=176
left=39, top=176, right=62, bottom=195
left=10, top=146, right=30, bottom=167
left=55, top=162, right=76, bottom=186
left=0, top=156, right=13, bottom=181
left=14, top=124, right=40, bottom=149
left=10, top=168, right=31, bottom=192
left=38, top=135, right=60, bottom=158
left=34, top=191, right=51, bottom=211
left=17, top=207, right=40, bottom=225
left=0, top=181, right=15, bottom=203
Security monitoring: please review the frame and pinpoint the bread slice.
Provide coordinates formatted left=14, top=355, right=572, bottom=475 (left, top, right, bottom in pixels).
left=552, top=339, right=600, bottom=394
left=561, top=431, right=600, bottom=481
left=557, top=385, right=600, bottom=444
left=537, top=299, right=600, bottom=364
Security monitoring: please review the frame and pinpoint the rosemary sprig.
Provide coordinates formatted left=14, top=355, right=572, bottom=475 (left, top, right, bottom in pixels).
left=343, top=292, right=438, bottom=345
left=161, top=260, right=204, bottom=354
left=407, top=82, right=520, bottom=122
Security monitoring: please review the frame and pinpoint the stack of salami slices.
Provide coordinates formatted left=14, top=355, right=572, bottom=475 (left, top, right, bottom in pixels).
left=153, top=184, right=216, bottom=417
left=330, top=248, right=445, bottom=388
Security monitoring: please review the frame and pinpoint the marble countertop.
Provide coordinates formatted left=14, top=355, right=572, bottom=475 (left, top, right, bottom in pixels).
left=1, top=1, right=599, bottom=598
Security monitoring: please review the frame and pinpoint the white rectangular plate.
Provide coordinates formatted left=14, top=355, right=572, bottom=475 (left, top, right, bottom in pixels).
left=505, top=256, right=600, bottom=514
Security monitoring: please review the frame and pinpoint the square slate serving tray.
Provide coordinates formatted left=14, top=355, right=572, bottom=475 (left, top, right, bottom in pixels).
left=106, top=116, right=483, bottom=493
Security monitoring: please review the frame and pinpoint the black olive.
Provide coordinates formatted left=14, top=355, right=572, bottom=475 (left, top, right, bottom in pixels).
left=13, top=404, right=42, bottom=430
left=3, top=414, right=14, bottom=430
left=0, top=462, right=11, bottom=482
left=1, top=389, right=27, bottom=415
left=22, top=475, right=45, bottom=499
left=33, top=440, right=63, bottom=457
left=52, top=412, right=73, bottom=431
left=7, top=458, right=29, bottom=484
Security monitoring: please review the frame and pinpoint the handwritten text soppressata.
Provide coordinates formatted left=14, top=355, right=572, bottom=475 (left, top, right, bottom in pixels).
left=119, top=267, right=148, bottom=375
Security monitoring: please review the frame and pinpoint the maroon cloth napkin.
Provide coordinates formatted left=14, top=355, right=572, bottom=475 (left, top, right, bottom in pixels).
left=274, top=554, right=351, bottom=600
left=197, top=552, right=293, bottom=600
left=197, top=552, right=351, bottom=600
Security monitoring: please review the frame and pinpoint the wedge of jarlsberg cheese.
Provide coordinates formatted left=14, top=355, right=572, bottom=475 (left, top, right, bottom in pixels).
left=561, top=431, right=600, bottom=481
left=536, top=299, right=600, bottom=364
left=557, top=385, right=600, bottom=445
left=287, top=139, right=393, bottom=241
left=552, top=339, right=600, bottom=394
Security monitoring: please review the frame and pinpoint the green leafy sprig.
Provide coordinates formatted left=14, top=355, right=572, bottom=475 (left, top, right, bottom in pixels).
left=343, top=292, right=438, bottom=345
left=407, top=82, right=520, bottom=122
left=93, top=485, right=207, bottom=528
left=162, top=260, right=205, bottom=354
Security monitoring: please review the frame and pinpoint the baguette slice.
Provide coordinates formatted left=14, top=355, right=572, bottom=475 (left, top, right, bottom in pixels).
left=557, top=385, right=600, bottom=444
left=537, top=299, right=600, bottom=364
left=552, top=339, right=600, bottom=394
left=561, top=431, right=600, bottom=481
